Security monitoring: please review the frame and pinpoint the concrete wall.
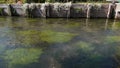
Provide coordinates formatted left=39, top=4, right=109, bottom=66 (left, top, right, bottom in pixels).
left=90, top=4, right=109, bottom=18
left=0, top=4, right=11, bottom=16
left=70, top=3, right=88, bottom=18
left=0, top=3, right=117, bottom=19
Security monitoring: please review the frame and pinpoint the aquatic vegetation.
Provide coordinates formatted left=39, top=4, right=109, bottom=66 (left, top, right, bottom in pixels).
left=64, top=22, right=80, bottom=28
left=0, top=8, right=3, bottom=15
left=25, top=18, right=38, bottom=23
left=112, top=22, right=120, bottom=30
left=17, top=30, right=41, bottom=46
left=3, top=48, right=43, bottom=68
left=105, top=36, right=120, bottom=43
left=0, top=44, right=6, bottom=53
left=17, top=30, right=77, bottom=46
left=0, top=17, right=6, bottom=21
left=113, top=46, right=120, bottom=66
left=39, top=30, right=77, bottom=43
left=115, top=46, right=120, bottom=55
left=0, top=17, right=119, bottom=68
left=75, top=41, right=94, bottom=52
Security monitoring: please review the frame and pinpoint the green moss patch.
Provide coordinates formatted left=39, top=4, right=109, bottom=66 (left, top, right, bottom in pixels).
left=3, top=48, right=43, bottom=68
left=17, top=30, right=77, bottom=46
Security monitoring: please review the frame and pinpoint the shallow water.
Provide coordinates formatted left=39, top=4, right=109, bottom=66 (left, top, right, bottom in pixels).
left=0, top=17, right=120, bottom=68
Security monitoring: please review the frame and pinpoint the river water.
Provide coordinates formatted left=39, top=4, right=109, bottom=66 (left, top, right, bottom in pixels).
left=0, top=17, right=120, bottom=68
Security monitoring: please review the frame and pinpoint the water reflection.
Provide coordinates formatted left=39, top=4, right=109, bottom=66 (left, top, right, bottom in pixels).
left=0, top=17, right=120, bottom=68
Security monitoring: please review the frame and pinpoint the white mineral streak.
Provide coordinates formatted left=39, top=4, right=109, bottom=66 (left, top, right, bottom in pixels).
left=87, top=4, right=91, bottom=18
left=53, top=2, right=71, bottom=17
left=115, top=3, right=120, bottom=19
left=45, top=2, right=50, bottom=17
left=107, top=4, right=112, bottom=18
left=65, top=2, right=72, bottom=18
left=64, top=2, right=72, bottom=10
left=97, top=4, right=102, bottom=9
left=41, top=3, right=46, bottom=17
left=22, top=3, right=29, bottom=16
left=41, top=3, right=46, bottom=10
left=7, top=4, right=11, bottom=16
left=29, top=3, right=36, bottom=10
left=45, top=2, right=50, bottom=6
left=53, top=2, right=60, bottom=11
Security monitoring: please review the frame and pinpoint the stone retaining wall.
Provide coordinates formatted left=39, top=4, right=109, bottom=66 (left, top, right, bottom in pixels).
left=0, top=3, right=117, bottom=19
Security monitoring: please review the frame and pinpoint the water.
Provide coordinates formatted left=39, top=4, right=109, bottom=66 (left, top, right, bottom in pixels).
left=0, top=17, right=120, bottom=68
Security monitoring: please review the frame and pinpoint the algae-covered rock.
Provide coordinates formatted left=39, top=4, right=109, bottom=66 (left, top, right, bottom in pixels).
left=39, top=30, right=76, bottom=43
left=17, top=30, right=77, bottom=46
left=3, top=48, right=43, bottom=68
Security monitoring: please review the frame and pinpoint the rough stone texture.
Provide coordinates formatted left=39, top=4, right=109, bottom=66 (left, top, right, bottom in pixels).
left=109, top=4, right=116, bottom=19
left=29, top=4, right=47, bottom=18
left=115, top=11, right=120, bottom=19
left=9, top=4, right=47, bottom=17
left=90, top=4, right=109, bottom=18
left=116, top=12, right=120, bottom=19
left=115, top=3, right=120, bottom=19
left=0, top=3, right=117, bottom=19
left=49, top=3, right=71, bottom=18
left=9, top=4, right=25, bottom=16
left=0, top=4, right=11, bottom=16
left=45, top=4, right=50, bottom=17
left=70, top=3, right=88, bottom=18
left=28, top=7, right=44, bottom=18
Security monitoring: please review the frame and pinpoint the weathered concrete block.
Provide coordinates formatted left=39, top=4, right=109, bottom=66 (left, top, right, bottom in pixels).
left=27, top=3, right=50, bottom=18
left=0, top=4, right=11, bottom=16
left=9, top=3, right=48, bottom=18
left=116, top=12, right=120, bottom=19
left=115, top=3, right=120, bottom=19
left=28, top=3, right=46, bottom=18
left=108, top=4, right=116, bottom=19
left=70, top=3, right=88, bottom=18
left=49, top=3, right=71, bottom=18
left=9, top=4, right=25, bottom=16
left=90, top=4, right=109, bottom=18
left=0, top=3, right=116, bottom=19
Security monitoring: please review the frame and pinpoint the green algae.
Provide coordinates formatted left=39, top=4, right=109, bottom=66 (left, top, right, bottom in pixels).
left=112, top=22, right=120, bottom=30
left=105, top=36, right=120, bottom=43
left=25, top=18, right=38, bottom=23
left=17, top=30, right=77, bottom=46
left=75, top=41, right=94, bottom=52
left=39, top=30, right=77, bottom=43
left=3, top=48, right=43, bottom=68
left=17, top=30, right=41, bottom=46
left=64, top=22, right=80, bottom=28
